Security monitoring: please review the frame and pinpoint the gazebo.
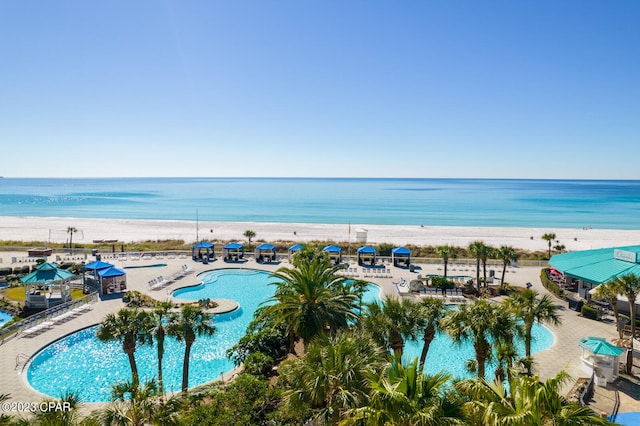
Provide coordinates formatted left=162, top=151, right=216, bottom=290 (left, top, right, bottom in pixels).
left=192, top=241, right=215, bottom=261
left=223, top=242, right=245, bottom=262
left=357, top=246, right=377, bottom=266
left=21, top=262, right=74, bottom=309
left=579, top=336, right=626, bottom=386
left=392, top=247, right=411, bottom=267
left=98, top=267, right=127, bottom=295
left=255, top=243, right=276, bottom=263
left=322, top=245, right=342, bottom=265
left=288, top=244, right=303, bottom=261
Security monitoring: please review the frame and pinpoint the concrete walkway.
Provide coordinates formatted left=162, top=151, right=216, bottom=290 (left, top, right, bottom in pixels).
left=0, top=253, right=638, bottom=416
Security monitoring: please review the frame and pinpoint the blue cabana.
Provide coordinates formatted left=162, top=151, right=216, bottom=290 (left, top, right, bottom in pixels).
left=392, top=247, right=411, bottom=267
left=357, top=246, right=377, bottom=266
left=98, top=267, right=127, bottom=294
left=288, top=244, right=303, bottom=261
left=82, top=260, right=114, bottom=293
left=255, top=243, right=276, bottom=263
left=223, top=242, right=245, bottom=262
left=192, top=241, right=215, bottom=261
left=322, top=245, right=342, bottom=265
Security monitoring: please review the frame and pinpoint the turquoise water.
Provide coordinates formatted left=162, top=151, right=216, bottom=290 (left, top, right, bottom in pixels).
left=2, top=177, right=640, bottom=229
left=27, top=269, right=552, bottom=402
left=0, top=310, right=13, bottom=327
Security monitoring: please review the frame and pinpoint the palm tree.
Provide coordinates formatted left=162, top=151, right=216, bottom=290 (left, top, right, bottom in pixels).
left=468, top=241, right=493, bottom=290
left=243, top=229, right=256, bottom=250
left=96, top=379, right=161, bottom=426
left=436, top=245, right=457, bottom=278
left=150, top=300, right=173, bottom=396
left=278, top=330, right=386, bottom=424
left=362, top=296, right=420, bottom=360
left=67, top=226, right=78, bottom=254
left=441, top=299, right=516, bottom=380
left=456, top=370, right=613, bottom=425
left=594, top=280, right=623, bottom=338
left=97, top=308, right=153, bottom=388
left=260, top=254, right=357, bottom=352
left=541, top=233, right=556, bottom=259
left=345, top=358, right=465, bottom=425
left=496, top=245, right=518, bottom=287
left=554, top=244, right=566, bottom=254
left=167, top=304, right=216, bottom=397
left=414, top=297, right=446, bottom=371
left=0, top=393, right=11, bottom=425
left=610, top=274, right=640, bottom=351
left=346, top=278, right=369, bottom=315
left=507, top=289, right=561, bottom=358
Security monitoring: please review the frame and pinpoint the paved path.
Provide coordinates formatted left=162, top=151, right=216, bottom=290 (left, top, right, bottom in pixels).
left=0, top=253, right=638, bottom=416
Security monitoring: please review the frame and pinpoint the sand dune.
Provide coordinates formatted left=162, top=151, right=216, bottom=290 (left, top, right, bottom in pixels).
left=0, top=216, right=638, bottom=252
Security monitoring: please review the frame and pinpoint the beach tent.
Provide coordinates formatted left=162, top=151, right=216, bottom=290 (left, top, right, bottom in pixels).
left=21, top=262, right=73, bottom=309
left=322, top=245, right=342, bottom=265
left=98, top=267, right=127, bottom=294
left=357, top=245, right=377, bottom=266
left=392, top=247, right=411, bottom=267
left=192, top=241, right=215, bottom=261
left=288, top=244, right=303, bottom=261
left=223, top=242, right=245, bottom=262
left=579, top=336, right=625, bottom=385
left=82, top=260, right=114, bottom=294
left=255, top=243, right=276, bottom=263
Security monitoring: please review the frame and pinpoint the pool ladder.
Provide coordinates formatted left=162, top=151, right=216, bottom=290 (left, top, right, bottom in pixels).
left=15, top=352, right=29, bottom=370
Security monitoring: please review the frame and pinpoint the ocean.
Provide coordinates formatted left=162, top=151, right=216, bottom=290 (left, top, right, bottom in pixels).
left=1, top=177, right=639, bottom=230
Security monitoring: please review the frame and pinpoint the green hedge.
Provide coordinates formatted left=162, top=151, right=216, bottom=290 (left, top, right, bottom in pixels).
left=540, top=269, right=566, bottom=299
left=581, top=304, right=599, bottom=320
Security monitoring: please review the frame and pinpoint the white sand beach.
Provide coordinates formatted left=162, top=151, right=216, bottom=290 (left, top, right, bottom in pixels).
left=1, top=216, right=639, bottom=251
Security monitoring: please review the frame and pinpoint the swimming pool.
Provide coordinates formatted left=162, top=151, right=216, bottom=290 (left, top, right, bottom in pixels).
left=27, top=269, right=552, bottom=401
left=0, top=310, right=13, bottom=328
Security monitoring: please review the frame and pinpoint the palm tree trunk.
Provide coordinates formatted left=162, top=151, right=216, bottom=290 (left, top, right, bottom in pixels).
left=501, top=263, right=507, bottom=288
left=182, top=341, right=192, bottom=397
left=630, top=302, right=636, bottom=350
left=476, top=259, right=481, bottom=292
left=444, top=259, right=448, bottom=278
left=525, top=323, right=533, bottom=358
left=157, top=330, right=165, bottom=395
left=419, top=330, right=435, bottom=371
left=127, top=352, right=139, bottom=388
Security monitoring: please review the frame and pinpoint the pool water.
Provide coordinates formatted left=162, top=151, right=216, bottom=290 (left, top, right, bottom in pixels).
left=0, top=310, right=13, bottom=328
left=27, top=269, right=552, bottom=402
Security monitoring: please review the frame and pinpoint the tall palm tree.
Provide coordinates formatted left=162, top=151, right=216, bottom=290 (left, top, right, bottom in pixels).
left=362, top=296, right=420, bottom=360
left=150, top=300, right=173, bottom=396
left=345, top=358, right=465, bottom=425
left=166, top=304, right=216, bottom=397
left=468, top=241, right=493, bottom=290
left=456, top=370, right=613, bottom=425
left=594, top=280, right=623, bottom=338
left=441, top=299, right=516, bottom=380
left=278, top=330, right=386, bottom=424
left=541, top=233, right=556, bottom=259
left=496, top=245, right=518, bottom=287
left=260, top=254, right=357, bottom=352
left=436, top=245, right=457, bottom=278
left=507, top=289, right=561, bottom=358
left=414, top=297, right=446, bottom=371
left=611, top=274, right=640, bottom=351
left=67, top=226, right=78, bottom=254
left=97, top=308, right=153, bottom=388
left=243, top=229, right=256, bottom=250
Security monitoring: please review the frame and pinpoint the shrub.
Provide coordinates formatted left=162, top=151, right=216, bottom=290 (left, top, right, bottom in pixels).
left=540, top=269, right=566, bottom=299
left=581, top=304, right=599, bottom=320
left=243, top=352, right=275, bottom=377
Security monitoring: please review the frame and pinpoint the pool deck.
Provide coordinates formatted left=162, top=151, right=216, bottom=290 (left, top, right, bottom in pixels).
left=0, top=253, right=639, bottom=415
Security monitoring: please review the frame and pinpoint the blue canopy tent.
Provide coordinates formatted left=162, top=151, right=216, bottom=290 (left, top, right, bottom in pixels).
left=392, top=247, right=411, bottom=267
left=192, top=241, right=215, bottom=262
left=82, top=260, right=114, bottom=294
left=98, top=267, right=127, bottom=294
left=255, top=243, right=276, bottom=263
left=288, top=243, right=303, bottom=261
left=322, top=245, right=342, bottom=265
left=223, top=242, right=245, bottom=262
left=357, top=245, right=377, bottom=266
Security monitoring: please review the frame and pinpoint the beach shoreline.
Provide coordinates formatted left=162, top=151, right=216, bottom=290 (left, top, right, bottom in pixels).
left=0, top=216, right=638, bottom=252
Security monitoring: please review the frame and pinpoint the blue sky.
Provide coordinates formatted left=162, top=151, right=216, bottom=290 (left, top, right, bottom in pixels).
left=1, top=1, right=638, bottom=179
